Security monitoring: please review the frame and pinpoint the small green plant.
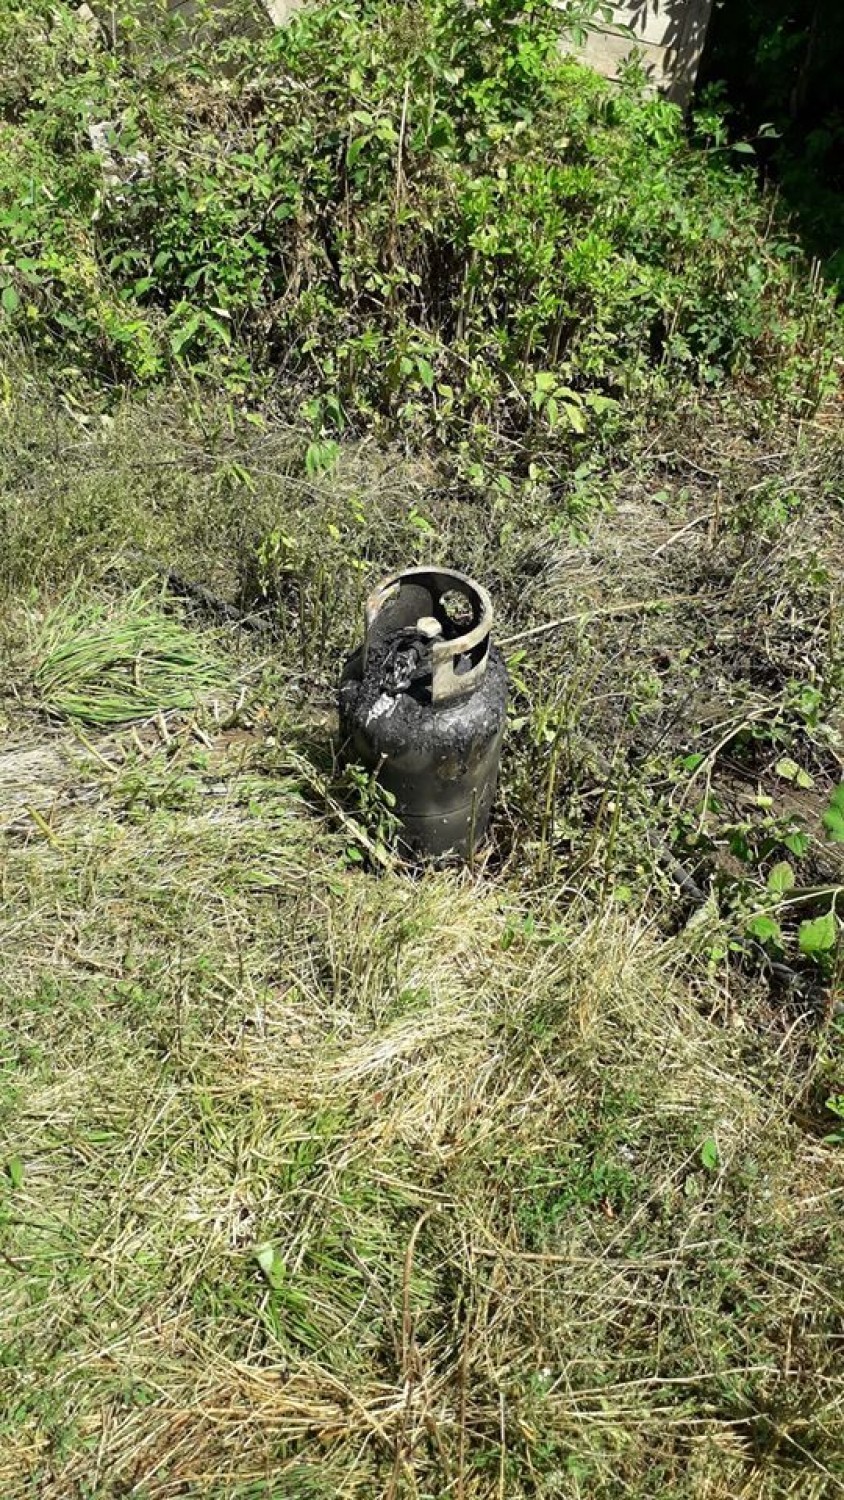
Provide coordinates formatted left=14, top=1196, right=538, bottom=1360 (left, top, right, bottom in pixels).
left=823, top=1094, right=844, bottom=1144
left=822, top=782, right=844, bottom=843
left=338, top=760, right=401, bottom=860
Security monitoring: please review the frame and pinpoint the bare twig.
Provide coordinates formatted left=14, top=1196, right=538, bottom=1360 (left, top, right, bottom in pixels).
left=499, top=595, right=698, bottom=649
left=652, top=512, right=716, bottom=558
left=121, top=548, right=274, bottom=635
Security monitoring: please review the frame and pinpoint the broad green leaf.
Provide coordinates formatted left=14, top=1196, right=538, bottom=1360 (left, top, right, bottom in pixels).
left=416, top=356, right=434, bottom=390
left=169, top=313, right=201, bottom=355
left=746, top=913, right=783, bottom=946
left=562, top=401, right=586, bottom=434
left=775, top=757, right=814, bottom=789
left=798, top=910, right=837, bottom=956
left=767, top=861, right=794, bottom=895
left=700, top=1138, right=718, bottom=1171
left=254, top=1242, right=287, bottom=1290
left=1, top=285, right=20, bottom=314
left=202, top=313, right=231, bottom=347
left=5, top=1156, right=23, bottom=1189
left=428, top=120, right=453, bottom=150
left=305, top=439, right=339, bottom=477
left=346, top=134, right=369, bottom=167
left=822, top=783, right=844, bottom=843
left=323, top=392, right=345, bottom=429
left=681, top=752, right=705, bottom=771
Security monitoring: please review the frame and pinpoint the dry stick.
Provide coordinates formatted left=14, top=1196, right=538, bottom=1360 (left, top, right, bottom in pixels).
left=498, top=1389, right=507, bottom=1500
left=71, top=726, right=120, bottom=772
left=289, top=752, right=396, bottom=872
left=121, top=547, right=273, bottom=634
left=457, top=1320, right=470, bottom=1500
left=644, top=829, right=706, bottom=904
left=25, top=803, right=62, bottom=849
left=394, top=78, right=410, bottom=219
left=498, top=594, right=699, bottom=649
left=123, top=550, right=337, bottom=693
left=652, top=512, right=716, bottom=558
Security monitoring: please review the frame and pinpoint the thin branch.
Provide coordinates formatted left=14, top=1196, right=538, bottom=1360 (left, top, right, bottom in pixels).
left=499, top=595, right=698, bottom=649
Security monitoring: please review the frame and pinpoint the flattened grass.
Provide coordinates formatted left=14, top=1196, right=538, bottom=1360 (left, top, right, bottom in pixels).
left=33, top=585, right=229, bottom=725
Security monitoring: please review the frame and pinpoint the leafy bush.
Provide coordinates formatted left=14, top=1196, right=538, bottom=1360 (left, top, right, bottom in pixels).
left=0, top=0, right=840, bottom=477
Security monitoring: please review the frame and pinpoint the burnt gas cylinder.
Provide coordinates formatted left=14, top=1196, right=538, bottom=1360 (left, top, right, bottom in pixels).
left=339, top=567, right=508, bottom=858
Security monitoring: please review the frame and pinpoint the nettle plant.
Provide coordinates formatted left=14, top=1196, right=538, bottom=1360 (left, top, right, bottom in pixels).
left=720, top=780, right=843, bottom=975
left=0, top=0, right=839, bottom=478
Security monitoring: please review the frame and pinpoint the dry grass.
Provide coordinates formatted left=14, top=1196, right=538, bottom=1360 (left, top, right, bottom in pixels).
left=0, top=710, right=842, bottom=1498
left=0, top=371, right=842, bottom=1498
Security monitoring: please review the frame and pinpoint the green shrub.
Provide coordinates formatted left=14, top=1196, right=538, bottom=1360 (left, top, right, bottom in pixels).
left=0, top=0, right=839, bottom=474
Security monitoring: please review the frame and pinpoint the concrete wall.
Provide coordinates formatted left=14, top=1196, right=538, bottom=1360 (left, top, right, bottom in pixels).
left=567, top=0, right=714, bottom=106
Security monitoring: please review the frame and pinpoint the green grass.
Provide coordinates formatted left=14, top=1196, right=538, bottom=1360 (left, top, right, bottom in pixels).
left=33, top=586, right=230, bottom=725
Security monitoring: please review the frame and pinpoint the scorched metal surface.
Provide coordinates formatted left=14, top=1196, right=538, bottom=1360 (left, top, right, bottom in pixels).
left=339, top=567, right=507, bottom=858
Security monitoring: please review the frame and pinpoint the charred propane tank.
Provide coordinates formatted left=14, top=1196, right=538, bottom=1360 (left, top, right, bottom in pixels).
left=339, top=568, right=508, bottom=858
